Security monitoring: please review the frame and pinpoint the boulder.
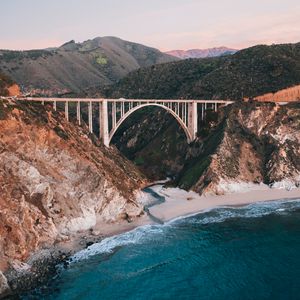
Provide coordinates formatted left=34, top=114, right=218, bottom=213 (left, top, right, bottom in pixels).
left=0, top=271, right=11, bottom=299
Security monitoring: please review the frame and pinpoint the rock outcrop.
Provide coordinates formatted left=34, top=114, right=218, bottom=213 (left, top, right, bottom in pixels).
left=0, top=271, right=11, bottom=298
left=177, top=102, right=300, bottom=194
left=0, top=99, right=146, bottom=272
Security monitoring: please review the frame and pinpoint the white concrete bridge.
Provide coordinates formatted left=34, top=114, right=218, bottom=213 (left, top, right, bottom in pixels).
left=18, top=98, right=234, bottom=147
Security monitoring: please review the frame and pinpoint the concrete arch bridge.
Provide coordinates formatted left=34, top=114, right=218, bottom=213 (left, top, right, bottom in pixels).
left=21, top=98, right=234, bottom=147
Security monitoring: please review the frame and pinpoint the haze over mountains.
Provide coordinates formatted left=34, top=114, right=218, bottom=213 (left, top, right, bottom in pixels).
left=165, top=47, right=238, bottom=59
left=0, top=36, right=176, bottom=96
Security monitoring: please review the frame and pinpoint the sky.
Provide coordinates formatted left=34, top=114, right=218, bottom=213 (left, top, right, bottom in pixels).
left=1, top=0, right=300, bottom=51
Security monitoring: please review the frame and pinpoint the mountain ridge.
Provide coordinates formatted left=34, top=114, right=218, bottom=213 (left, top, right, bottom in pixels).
left=165, top=46, right=237, bottom=59
left=0, top=36, right=177, bottom=96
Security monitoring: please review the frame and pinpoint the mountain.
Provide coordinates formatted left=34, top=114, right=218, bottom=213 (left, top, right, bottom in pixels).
left=105, top=42, right=300, bottom=100
left=165, top=47, right=237, bottom=59
left=0, top=36, right=177, bottom=96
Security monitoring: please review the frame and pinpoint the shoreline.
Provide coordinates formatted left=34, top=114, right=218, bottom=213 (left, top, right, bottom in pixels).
left=55, top=185, right=300, bottom=257
left=148, top=185, right=300, bottom=222
left=5, top=185, right=300, bottom=298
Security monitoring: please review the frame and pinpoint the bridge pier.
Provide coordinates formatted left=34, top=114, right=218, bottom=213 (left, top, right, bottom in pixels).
left=88, top=101, right=93, bottom=133
left=65, top=101, right=69, bottom=121
left=100, top=99, right=109, bottom=147
left=77, top=101, right=81, bottom=125
left=188, top=101, right=198, bottom=141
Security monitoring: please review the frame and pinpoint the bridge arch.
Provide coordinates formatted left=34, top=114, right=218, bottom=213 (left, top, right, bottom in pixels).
left=108, top=103, right=193, bottom=145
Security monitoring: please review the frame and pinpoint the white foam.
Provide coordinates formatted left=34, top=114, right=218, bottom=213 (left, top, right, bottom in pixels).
left=70, top=224, right=166, bottom=263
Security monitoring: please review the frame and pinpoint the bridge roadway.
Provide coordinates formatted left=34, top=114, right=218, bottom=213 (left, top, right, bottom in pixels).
left=7, top=97, right=235, bottom=147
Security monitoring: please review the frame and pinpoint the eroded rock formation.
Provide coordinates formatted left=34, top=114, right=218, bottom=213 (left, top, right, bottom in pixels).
left=0, top=100, right=146, bottom=271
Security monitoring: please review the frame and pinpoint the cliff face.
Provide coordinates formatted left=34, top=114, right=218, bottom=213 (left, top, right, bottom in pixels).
left=178, top=102, right=300, bottom=194
left=0, top=100, right=146, bottom=270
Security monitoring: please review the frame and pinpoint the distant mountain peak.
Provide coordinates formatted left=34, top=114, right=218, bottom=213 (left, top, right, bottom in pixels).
left=165, top=47, right=238, bottom=59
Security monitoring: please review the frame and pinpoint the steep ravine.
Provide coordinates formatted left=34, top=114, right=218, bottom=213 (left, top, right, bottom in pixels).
left=0, top=100, right=147, bottom=297
left=113, top=102, right=300, bottom=194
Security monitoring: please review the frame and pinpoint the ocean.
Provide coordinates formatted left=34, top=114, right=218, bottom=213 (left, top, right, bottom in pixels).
left=23, top=198, right=300, bottom=300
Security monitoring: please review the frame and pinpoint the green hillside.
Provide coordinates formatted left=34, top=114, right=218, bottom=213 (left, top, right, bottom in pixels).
left=105, top=42, right=300, bottom=100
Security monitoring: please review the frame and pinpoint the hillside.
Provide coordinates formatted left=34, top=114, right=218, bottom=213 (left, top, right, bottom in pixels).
left=165, top=47, right=237, bottom=59
left=0, top=36, right=176, bottom=96
left=105, top=42, right=300, bottom=100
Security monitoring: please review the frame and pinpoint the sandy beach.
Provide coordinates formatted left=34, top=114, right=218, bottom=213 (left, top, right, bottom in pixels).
left=61, top=184, right=300, bottom=254
left=148, top=185, right=300, bottom=222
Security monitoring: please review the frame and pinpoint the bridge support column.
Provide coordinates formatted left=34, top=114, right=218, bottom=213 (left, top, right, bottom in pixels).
left=88, top=101, right=93, bottom=133
left=188, top=101, right=198, bottom=141
left=100, top=99, right=109, bottom=147
left=65, top=101, right=69, bottom=121
left=77, top=101, right=81, bottom=125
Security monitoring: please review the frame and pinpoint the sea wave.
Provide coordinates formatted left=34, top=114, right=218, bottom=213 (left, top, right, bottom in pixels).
left=70, top=224, right=168, bottom=263
left=69, top=198, right=300, bottom=263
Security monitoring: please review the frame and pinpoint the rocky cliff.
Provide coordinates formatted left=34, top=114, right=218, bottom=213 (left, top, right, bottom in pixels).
left=111, top=102, right=300, bottom=194
left=177, top=102, right=300, bottom=194
left=0, top=99, right=146, bottom=273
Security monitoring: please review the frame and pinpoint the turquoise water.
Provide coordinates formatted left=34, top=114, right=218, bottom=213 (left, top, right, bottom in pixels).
left=25, top=199, right=300, bottom=300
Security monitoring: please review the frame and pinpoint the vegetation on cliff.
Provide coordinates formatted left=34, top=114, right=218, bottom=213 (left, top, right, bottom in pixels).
left=0, top=71, right=14, bottom=96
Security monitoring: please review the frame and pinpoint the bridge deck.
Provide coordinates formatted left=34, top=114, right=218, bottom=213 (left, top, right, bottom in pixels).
left=15, top=97, right=234, bottom=104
